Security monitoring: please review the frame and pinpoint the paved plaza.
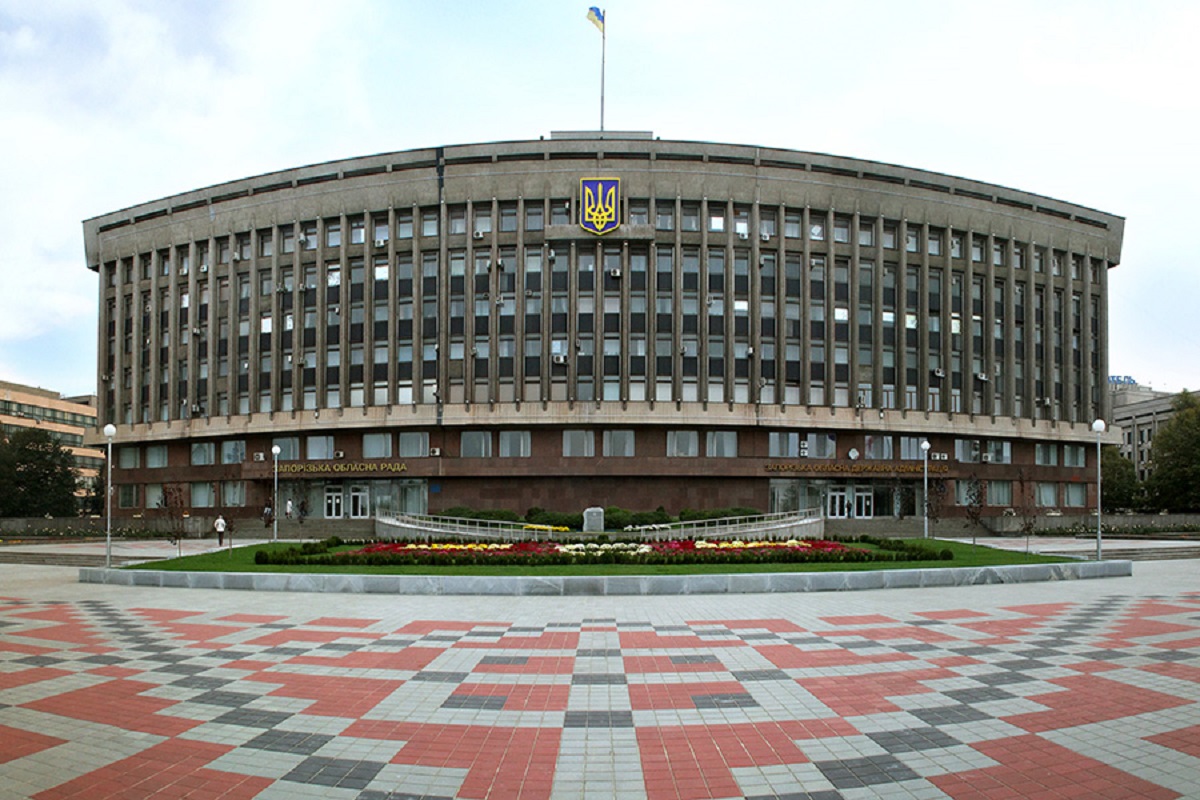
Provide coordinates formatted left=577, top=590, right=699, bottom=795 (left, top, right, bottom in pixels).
left=2, top=543, right=1200, bottom=799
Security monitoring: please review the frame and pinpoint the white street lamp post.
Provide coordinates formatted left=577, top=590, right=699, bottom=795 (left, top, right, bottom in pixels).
left=920, top=439, right=931, bottom=539
left=271, top=444, right=281, bottom=543
left=1092, top=419, right=1106, bottom=560
left=103, top=423, right=116, bottom=569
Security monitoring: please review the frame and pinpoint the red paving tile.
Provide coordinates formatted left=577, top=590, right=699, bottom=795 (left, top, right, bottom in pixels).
left=819, top=624, right=956, bottom=643
left=629, top=680, right=752, bottom=710
left=452, top=682, right=571, bottom=711
left=395, top=620, right=508, bottom=634
left=464, top=631, right=580, bottom=650
left=1005, top=674, right=1191, bottom=733
left=930, top=734, right=1181, bottom=800
left=471, top=655, right=575, bottom=674
left=244, top=670, right=406, bottom=717
left=638, top=721, right=843, bottom=800
left=348, top=721, right=561, bottom=800
left=0, top=666, right=72, bottom=690
left=624, top=654, right=727, bottom=673
left=1148, top=724, right=1200, bottom=759
left=756, top=643, right=915, bottom=669
left=286, top=646, right=444, bottom=671
left=799, top=667, right=957, bottom=716
left=23, top=678, right=199, bottom=736
left=242, top=627, right=382, bottom=646
left=32, top=738, right=272, bottom=800
left=620, top=631, right=743, bottom=649
left=0, top=724, right=67, bottom=763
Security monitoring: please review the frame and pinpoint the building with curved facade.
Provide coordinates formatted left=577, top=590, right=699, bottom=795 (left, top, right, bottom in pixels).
left=84, top=132, right=1123, bottom=527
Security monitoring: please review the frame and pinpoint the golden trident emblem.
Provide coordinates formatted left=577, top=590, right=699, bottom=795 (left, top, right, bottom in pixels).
left=580, top=178, right=620, bottom=235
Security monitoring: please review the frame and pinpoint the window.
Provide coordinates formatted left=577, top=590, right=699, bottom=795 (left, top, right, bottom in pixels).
left=499, top=430, right=531, bottom=457
left=864, top=435, right=893, bottom=459
left=833, top=217, right=851, bottom=243
left=460, top=431, right=492, bottom=458
left=326, top=220, right=342, bottom=248
left=656, top=203, right=674, bottom=231
left=899, top=437, right=925, bottom=460
left=1036, top=482, right=1058, bottom=507
left=222, top=481, right=245, bottom=507
left=858, top=222, right=875, bottom=247
left=399, top=432, right=429, bottom=457
left=667, top=430, right=698, bottom=457
left=306, top=435, right=335, bottom=460
left=563, top=429, right=595, bottom=457
left=397, top=211, right=414, bottom=239
left=987, top=480, right=1012, bottom=506
left=118, top=446, right=140, bottom=469
left=769, top=431, right=802, bottom=458
left=363, top=433, right=392, bottom=459
left=1064, top=483, right=1086, bottom=507
left=221, top=440, right=246, bottom=464
left=955, top=439, right=981, bottom=463
left=190, top=442, right=215, bottom=466
left=706, top=431, right=738, bottom=457
left=191, top=482, right=214, bottom=508
left=146, top=444, right=168, bottom=468
left=118, top=484, right=138, bottom=509
left=272, top=436, right=300, bottom=460
left=1063, top=445, right=1086, bottom=468
left=526, top=204, right=544, bottom=231
left=421, top=211, right=438, bottom=237
left=1035, top=443, right=1058, bottom=466
left=809, top=219, right=825, bottom=241
left=708, top=205, right=725, bottom=232
left=603, top=430, right=635, bottom=457
left=807, top=433, right=836, bottom=459
left=145, top=483, right=163, bottom=509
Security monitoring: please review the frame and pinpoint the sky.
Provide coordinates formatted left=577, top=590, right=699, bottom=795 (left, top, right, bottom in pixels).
left=1, top=0, right=1198, bottom=399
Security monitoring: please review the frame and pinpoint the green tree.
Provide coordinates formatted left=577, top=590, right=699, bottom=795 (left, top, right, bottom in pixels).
left=0, top=428, right=81, bottom=517
left=1100, top=444, right=1140, bottom=512
left=1145, top=391, right=1200, bottom=512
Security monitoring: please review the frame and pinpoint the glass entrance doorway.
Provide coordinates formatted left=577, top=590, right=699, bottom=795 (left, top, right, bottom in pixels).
left=854, top=487, right=874, bottom=519
left=349, top=486, right=370, bottom=519
left=827, top=488, right=850, bottom=518
left=324, top=486, right=343, bottom=519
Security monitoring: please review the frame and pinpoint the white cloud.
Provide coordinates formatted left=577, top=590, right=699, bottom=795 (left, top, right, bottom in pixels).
left=1, top=0, right=1198, bottom=395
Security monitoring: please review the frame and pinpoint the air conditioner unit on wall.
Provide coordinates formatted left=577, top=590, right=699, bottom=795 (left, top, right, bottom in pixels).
left=976, top=372, right=989, bottom=382
left=761, top=233, right=771, bottom=242
left=428, top=447, right=441, bottom=457
left=608, top=268, right=622, bottom=278
left=552, top=354, right=569, bottom=365
left=253, top=452, right=265, bottom=462
left=981, top=453, right=993, bottom=462
left=333, top=450, right=345, bottom=459
left=473, top=230, right=484, bottom=240
left=374, top=239, right=387, bottom=248
left=932, top=368, right=946, bottom=378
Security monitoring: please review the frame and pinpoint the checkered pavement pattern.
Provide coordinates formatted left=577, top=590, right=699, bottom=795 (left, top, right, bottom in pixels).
left=3, top=593, right=1200, bottom=799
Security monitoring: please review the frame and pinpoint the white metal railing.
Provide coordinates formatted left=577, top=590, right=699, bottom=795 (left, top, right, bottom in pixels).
left=375, top=508, right=823, bottom=542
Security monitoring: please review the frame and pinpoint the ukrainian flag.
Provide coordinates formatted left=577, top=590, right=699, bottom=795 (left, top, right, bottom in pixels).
left=587, top=6, right=604, bottom=33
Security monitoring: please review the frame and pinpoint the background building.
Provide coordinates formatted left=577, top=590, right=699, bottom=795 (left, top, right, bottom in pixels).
left=1110, top=378, right=1198, bottom=482
left=83, top=133, right=1123, bottom=527
left=1, top=379, right=103, bottom=509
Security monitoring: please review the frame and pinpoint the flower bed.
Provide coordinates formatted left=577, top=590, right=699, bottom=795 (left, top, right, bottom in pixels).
left=252, top=536, right=949, bottom=568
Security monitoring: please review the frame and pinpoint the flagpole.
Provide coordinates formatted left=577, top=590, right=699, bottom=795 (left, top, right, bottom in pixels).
left=600, top=8, right=606, bottom=131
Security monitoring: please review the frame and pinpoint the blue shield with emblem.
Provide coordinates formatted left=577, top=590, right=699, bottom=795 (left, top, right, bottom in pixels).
left=579, top=177, right=621, bottom=236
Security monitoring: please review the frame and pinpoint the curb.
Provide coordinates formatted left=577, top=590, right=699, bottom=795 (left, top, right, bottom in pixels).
left=78, top=560, right=1133, bottom=595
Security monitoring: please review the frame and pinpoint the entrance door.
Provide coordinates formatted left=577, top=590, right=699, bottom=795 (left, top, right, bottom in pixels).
left=854, top=487, right=874, bottom=519
left=324, top=486, right=343, bottom=519
left=349, top=485, right=370, bottom=519
left=827, top=488, right=850, bottom=519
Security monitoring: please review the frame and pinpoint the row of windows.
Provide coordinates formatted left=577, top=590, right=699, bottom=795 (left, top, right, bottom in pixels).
left=0, top=400, right=95, bottom=429
left=115, top=476, right=1089, bottom=511
left=952, top=480, right=1088, bottom=508
left=114, top=432, right=1094, bottom=467
left=103, top=200, right=1108, bottom=289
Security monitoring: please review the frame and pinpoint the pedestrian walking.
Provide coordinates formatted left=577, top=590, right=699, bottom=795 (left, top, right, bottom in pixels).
left=213, top=514, right=226, bottom=546
left=285, top=499, right=294, bottom=520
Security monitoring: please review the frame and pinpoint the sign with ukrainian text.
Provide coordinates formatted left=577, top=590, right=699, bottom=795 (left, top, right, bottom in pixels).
left=580, top=177, right=621, bottom=236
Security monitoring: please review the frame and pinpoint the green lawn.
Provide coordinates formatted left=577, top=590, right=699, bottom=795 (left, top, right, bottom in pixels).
left=126, top=538, right=1073, bottom=576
